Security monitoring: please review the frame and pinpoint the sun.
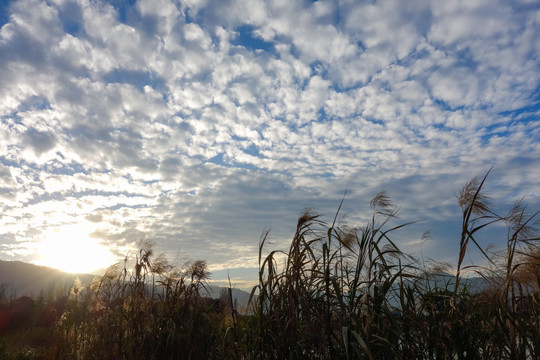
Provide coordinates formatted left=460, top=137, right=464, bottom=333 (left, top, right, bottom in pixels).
left=36, top=224, right=117, bottom=274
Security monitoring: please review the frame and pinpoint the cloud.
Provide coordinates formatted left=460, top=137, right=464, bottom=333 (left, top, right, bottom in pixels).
left=0, top=0, right=539, bottom=276
left=23, top=128, right=57, bottom=155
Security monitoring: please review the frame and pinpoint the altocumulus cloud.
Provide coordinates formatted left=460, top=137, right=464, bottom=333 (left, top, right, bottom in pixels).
left=0, top=0, right=539, bottom=286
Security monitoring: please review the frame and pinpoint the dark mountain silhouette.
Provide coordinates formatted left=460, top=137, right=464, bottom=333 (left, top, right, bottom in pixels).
left=0, top=260, right=253, bottom=309
left=201, top=285, right=254, bottom=312
left=0, top=260, right=93, bottom=299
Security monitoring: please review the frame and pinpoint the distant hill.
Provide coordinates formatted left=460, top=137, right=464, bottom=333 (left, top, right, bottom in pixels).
left=201, top=285, right=254, bottom=312
left=381, top=271, right=494, bottom=310
left=0, top=260, right=253, bottom=309
left=424, top=271, right=496, bottom=294
left=0, top=260, right=92, bottom=299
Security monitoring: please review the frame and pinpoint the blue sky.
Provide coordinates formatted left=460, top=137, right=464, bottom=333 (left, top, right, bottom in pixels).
left=0, top=0, right=539, bottom=289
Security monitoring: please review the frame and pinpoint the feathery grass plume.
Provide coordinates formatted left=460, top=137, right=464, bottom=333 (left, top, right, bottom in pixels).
left=424, top=260, right=453, bottom=278
left=370, top=190, right=397, bottom=217
left=188, top=260, right=210, bottom=282
left=505, top=198, right=540, bottom=246
left=513, top=245, right=540, bottom=291
left=69, top=277, right=83, bottom=298
left=457, top=173, right=494, bottom=216
left=336, top=225, right=358, bottom=251
left=454, top=168, right=502, bottom=299
left=422, top=229, right=431, bottom=240
left=421, top=229, right=432, bottom=243
left=504, top=199, right=540, bottom=279
left=151, top=253, right=172, bottom=275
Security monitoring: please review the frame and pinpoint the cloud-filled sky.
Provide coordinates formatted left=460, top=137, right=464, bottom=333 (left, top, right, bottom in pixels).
left=1, top=0, right=539, bottom=288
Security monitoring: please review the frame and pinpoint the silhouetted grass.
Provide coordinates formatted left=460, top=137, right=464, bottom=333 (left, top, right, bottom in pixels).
left=0, top=171, right=538, bottom=359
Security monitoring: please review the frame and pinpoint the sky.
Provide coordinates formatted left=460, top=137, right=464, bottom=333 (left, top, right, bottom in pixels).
left=0, top=0, right=539, bottom=289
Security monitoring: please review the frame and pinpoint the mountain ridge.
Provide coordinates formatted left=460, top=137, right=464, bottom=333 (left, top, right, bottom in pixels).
left=0, top=260, right=252, bottom=309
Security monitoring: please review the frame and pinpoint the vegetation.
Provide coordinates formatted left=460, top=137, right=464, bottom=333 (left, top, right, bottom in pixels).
left=1, top=171, right=539, bottom=359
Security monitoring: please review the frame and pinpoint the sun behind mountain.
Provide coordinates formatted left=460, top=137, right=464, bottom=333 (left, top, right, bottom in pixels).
left=35, top=224, right=116, bottom=274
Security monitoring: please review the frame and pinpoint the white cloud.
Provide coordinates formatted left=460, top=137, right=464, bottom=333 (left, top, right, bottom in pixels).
left=0, top=0, right=538, bottom=276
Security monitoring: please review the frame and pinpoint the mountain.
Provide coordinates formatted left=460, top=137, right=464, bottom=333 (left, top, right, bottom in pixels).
left=417, top=271, right=492, bottom=294
left=0, top=260, right=93, bottom=299
left=201, top=285, right=254, bottom=312
left=0, top=260, right=252, bottom=309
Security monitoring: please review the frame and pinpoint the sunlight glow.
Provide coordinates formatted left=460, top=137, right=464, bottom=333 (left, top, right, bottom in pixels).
left=35, top=224, right=116, bottom=274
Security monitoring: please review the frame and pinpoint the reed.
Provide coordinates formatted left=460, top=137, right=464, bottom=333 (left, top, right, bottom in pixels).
left=1, top=171, right=538, bottom=359
left=243, top=170, right=540, bottom=359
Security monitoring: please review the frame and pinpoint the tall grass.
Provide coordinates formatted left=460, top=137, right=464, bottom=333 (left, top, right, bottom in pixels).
left=54, top=241, right=229, bottom=360
left=243, top=170, right=540, bottom=359
left=246, top=191, right=417, bottom=359
left=1, top=171, right=538, bottom=359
